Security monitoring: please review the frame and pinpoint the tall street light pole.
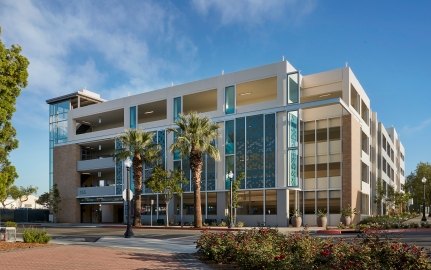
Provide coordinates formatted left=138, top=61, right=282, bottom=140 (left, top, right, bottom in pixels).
left=422, top=177, right=427, bottom=222
left=227, top=171, right=234, bottom=228
left=124, top=157, right=134, bottom=238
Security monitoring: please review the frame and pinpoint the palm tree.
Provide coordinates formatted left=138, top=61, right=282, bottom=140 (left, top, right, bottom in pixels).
left=169, top=112, right=220, bottom=228
left=115, top=129, right=160, bottom=226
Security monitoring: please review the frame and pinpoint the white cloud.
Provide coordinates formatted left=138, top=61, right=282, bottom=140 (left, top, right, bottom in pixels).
left=402, top=118, right=431, bottom=135
left=0, top=0, right=198, bottom=129
left=192, top=0, right=316, bottom=26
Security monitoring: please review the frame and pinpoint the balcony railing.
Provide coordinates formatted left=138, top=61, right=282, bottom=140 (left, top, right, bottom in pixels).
left=77, top=157, right=115, bottom=171
left=77, top=186, right=116, bottom=198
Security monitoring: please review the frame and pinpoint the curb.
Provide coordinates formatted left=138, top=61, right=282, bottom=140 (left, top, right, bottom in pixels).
left=316, top=229, right=342, bottom=235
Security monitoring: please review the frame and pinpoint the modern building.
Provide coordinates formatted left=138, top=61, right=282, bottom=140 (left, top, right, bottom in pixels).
left=47, top=61, right=405, bottom=226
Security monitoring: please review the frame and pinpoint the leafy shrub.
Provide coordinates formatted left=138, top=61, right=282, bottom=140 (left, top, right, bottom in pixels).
left=236, top=221, right=245, bottom=227
left=23, top=228, right=51, bottom=244
left=196, top=228, right=431, bottom=269
left=218, top=221, right=227, bottom=227
left=196, top=230, right=237, bottom=263
left=5, top=221, right=17, bottom=228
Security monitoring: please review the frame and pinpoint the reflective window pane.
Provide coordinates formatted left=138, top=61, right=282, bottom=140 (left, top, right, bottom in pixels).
left=225, top=86, right=235, bottom=114
left=225, top=120, right=234, bottom=155
left=246, top=114, right=264, bottom=188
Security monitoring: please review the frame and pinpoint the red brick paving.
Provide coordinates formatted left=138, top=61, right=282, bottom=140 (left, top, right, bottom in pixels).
left=1, top=245, right=211, bottom=270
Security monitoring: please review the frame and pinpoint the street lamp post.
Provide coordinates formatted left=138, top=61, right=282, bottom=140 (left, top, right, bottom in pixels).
left=124, top=157, right=134, bottom=238
left=227, top=171, right=234, bottom=228
left=422, top=177, right=427, bottom=222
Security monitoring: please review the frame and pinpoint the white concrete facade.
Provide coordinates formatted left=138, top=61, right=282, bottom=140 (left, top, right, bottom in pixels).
left=47, top=61, right=405, bottom=226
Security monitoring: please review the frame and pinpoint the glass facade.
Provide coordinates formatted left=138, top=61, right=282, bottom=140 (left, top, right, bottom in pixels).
left=225, top=86, right=235, bottom=114
left=49, top=100, right=70, bottom=188
left=224, top=114, right=276, bottom=190
left=115, top=138, right=123, bottom=195
left=246, top=114, right=264, bottom=189
left=173, top=97, right=181, bottom=121
left=287, top=72, right=299, bottom=104
left=130, top=106, right=137, bottom=129
left=287, top=111, right=299, bottom=187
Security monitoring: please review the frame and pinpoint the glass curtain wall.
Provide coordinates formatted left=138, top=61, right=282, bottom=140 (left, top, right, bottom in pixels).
left=225, top=114, right=276, bottom=189
left=49, top=100, right=70, bottom=188
left=224, top=114, right=277, bottom=216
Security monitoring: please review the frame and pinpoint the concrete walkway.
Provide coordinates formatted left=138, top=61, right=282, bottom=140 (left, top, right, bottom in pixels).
left=1, top=244, right=211, bottom=270
left=4, top=222, right=327, bottom=270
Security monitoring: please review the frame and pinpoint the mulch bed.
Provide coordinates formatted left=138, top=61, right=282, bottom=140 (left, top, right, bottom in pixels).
left=0, top=241, right=49, bottom=252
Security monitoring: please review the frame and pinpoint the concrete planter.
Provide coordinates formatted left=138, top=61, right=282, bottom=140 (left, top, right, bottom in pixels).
left=292, top=216, right=302, bottom=228
left=317, top=216, right=327, bottom=227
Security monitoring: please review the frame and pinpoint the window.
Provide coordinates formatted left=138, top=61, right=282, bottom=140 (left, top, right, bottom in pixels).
left=173, top=97, right=181, bottom=121
left=225, top=121, right=234, bottom=155
left=287, top=72, right=299, bottom=104
left=304, top=191, right=315, bottom=214
left=130, top=106, right=136, bottom=128
left=207, top=192, right=217, bottom=215
left=225, top=86, right=235, bottom=114
left=329, top=191, right=340, bottom=213
left=246, top=114, right=264, bottom=188
left=265, top=190, right=277, bottom=215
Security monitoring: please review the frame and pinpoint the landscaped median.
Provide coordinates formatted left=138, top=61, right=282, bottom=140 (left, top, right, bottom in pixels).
left=196, top=227, right=431, bottom=270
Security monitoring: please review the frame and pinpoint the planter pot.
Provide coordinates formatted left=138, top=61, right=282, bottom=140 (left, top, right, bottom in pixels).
left=292, top=216, right=302, bottom=228
left=317, top=216, right=327, bottom=227
left=341, top=216, right=352, bottom=226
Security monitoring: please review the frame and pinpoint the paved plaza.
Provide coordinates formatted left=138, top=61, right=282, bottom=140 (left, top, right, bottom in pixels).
left=2, top=219, right=431, bottom=269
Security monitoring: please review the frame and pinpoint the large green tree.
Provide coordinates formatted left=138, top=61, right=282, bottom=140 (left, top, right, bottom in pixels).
left=404, top=162, right=431, bottom=211
left=114, top=129, right=160, bottom=226
left=169, top=112, right=220, bottom=228
left=0, top=185, right=37, bottom=208
left=37, top=184, right=61, bottom=222
left=145, top=166, right=186, bottom=226
left=0, top=28, right=29, bottom=201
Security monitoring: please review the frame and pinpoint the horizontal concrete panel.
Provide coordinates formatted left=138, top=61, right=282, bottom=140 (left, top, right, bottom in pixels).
left=77, top=157, right=115, bottom=172
left=77, top=186, right=116, bottom=197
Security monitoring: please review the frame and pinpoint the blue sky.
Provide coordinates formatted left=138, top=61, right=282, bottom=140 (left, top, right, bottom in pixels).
left=1, top=0, right=430, bottom=194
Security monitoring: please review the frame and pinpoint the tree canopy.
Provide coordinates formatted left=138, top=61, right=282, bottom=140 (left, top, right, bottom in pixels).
left=0, top=27, right=29, bottom=201
left=145, top=166, right=186, bottom=226
left=36, top=184, right=61, bottom=215
left=404, top=162, right=431, bottom=210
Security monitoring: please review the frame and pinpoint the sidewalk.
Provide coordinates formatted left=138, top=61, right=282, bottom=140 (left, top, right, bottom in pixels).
left=1, top=244, right=211, bottom=270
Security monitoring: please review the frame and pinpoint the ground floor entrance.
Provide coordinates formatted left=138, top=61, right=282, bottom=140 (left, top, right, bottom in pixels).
left=81, top=203, right=123, bottom=223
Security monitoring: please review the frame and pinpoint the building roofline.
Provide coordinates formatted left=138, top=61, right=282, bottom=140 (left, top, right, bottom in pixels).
left=46, top=89, right=105, bottom=104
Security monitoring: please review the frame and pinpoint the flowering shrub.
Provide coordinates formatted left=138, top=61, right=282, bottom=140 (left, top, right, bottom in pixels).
left=196, top=228, right=431, bottom=269
left=195, top=230, right=237, bottom=264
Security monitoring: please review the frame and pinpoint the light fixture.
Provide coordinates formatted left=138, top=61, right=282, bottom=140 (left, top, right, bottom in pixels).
left=98, top=144, right=101, bottom=151
left=144, top=111, right=154, bottom=114
left=240, top=92, right=252, bottom=96
left=319, top=93, right=331, bottom=98
left=98, top=117, right=102, bottom=124
left=124, top=157, right=132, bottom=168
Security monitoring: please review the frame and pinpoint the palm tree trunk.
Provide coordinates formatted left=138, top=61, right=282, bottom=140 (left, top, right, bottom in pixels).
left=190, top=150, right=203, bottom=228
left=133, top=153, right=143, bottom=226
